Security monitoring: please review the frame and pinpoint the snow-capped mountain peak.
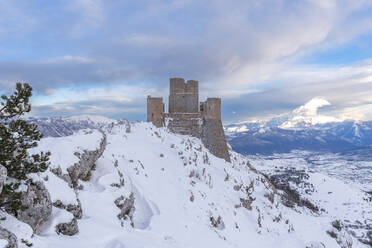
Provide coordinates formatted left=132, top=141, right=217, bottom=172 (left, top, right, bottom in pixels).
left=280, top=97, right=341, bottom=129
left=224, top=98, right=372, bottom=155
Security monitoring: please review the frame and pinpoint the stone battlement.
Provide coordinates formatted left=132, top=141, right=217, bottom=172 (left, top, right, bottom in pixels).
left=147, top=78, right=230, bottom=162
left=169, top=78, right=198, bottom=95
left=169, top=78, right=199, bottom=113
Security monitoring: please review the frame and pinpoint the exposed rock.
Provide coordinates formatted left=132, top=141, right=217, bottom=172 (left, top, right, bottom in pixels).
left=0, top=226, right=17, bottom=248
left=326, top=225, right=353, bottom=248
left=55, top=218, right=79, bottom=236
left=115, top=193, right=135, bottom=227
left=50, top=167, right=72, bottom=186
left=50, top=131, right=106, bottom=188
left=210, top=215, right=225, bottom=230
left=17, top=181, right=52, bottom=234
left=67, top=132, right=106, bottom=187
left=48, top=131, right=107, bottom=237
left=118, top=119, right=131, bottom=133
left=105, top=120, right=131, bottom=135
left=66, top=201, right=83, bottom=219
left=305, top=241, right=326, bottom=248
left=0, top=165, right=7, bottom=193
left=53, top=199, right=82, bottom=219
left=240, top=197, right=254, bottom=211
left=265, top=169, right=319, bottom=212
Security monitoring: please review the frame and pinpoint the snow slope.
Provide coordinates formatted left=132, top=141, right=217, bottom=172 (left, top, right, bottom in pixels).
left=0, top=122, right=369, bottom=248
left=248, top=152, right=372, bottom=246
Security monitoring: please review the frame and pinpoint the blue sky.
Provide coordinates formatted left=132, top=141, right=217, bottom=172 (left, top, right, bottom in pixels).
left=1, top=0, right=372, bottom=123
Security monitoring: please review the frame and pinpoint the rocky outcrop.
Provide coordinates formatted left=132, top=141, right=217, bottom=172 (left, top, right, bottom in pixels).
left=326, top=220, right=353, bottom=248
left=53, top=200, right=82, bottom=219
left=67, top=132, right=106, bottom=187
left=50, top=131, right=106, bottom=236
left=119, top=119, right=131, bottom=133
left=0, top=226, right=18, bottom=248
left=55, top=218, right=79, bottom=236
left=0, top=165, right=7, bottom=193
left=105, top=120, right=131, bottom=135
left=16, top=181, right=52, bottom=234
left=305, top=241, right=325, bottom=248
left=50, top=131, right=106, bottom=188
left=115, top=193, right=135, bottom=227
left=265, top=169, right=319, bottom=212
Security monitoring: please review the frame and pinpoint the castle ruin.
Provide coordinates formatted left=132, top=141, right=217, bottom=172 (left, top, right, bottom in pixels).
left=147, top=78, right=230, bottom=162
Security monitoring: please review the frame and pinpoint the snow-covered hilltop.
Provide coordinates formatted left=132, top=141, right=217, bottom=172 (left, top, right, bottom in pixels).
left=0, top=121, right=370, bottom=247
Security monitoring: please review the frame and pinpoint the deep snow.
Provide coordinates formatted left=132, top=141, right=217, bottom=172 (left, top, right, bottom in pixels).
left=0, top=122, right=370, bottom=248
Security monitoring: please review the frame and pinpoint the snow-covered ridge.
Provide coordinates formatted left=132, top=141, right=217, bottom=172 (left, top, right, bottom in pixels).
left=26, top=115, right=117, bottom=137
left=0, top=121, right=370, bottom=247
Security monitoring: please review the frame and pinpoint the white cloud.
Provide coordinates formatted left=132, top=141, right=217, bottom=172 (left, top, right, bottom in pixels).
left=280, top=97, right=340, bottom=128
left=338, top=103, right=372, bottom=121
left=1, top=0, right=372, bottom=120
left=293, top=98, right=332, bottom=117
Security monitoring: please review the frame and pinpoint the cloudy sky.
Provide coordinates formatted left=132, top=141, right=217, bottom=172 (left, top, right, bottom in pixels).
left=1, top=0, right=372, bottom=123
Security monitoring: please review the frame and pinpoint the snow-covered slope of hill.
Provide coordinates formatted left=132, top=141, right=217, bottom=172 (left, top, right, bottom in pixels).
left=0, top=121, right=370, bottom=248
left=247, top=152, right=372, bottom=246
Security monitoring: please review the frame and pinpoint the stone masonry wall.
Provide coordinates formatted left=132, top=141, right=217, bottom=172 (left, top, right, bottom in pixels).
left=169, top=78, right=198, bottom=113
left=201, top=119, right=231, bottom=162
left=147, top=96, right=164, bottom=128
left=200, top=98, right=230, bottom=162
left=201, top=98, right=221, bottom=120
left=165, top=113, right=202, bottom=138
left=147, top=77, right=231, bottom=162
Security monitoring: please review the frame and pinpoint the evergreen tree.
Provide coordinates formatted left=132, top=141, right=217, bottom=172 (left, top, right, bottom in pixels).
left=0, top=83, right=50, bottom=215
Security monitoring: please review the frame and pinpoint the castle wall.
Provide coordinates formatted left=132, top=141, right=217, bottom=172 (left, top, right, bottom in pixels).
left=147, top=77, right=231, bottom=162
left=169, top=78, right=198, bottom=113
left=199, top=97, right=230, bottom=161
left=164, top=113, right=201, bottom=137
left=201, top=119, right=231, bottom=162
left=147, top=96, right=164, bottom=127
left=201, top=98, right=221, bottom=120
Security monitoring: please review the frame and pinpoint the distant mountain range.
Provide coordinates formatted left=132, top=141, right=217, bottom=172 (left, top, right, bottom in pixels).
left=26, top=115, right=117, bottom=137
left=26, top=100, right=372, bottom=156
left=225, top=120, right=372, bottom=155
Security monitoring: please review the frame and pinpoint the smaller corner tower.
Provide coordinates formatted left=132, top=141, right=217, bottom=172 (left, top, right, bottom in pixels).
left=200, top=98, right=221, bottom=120
left=147, top=95, right=164, bottom=127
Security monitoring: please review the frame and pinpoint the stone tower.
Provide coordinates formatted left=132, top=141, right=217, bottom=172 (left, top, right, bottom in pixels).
left=147, top=78, right=230, bottom=162
left=169, top=78, right=198, bottom=113
left=199, top=98, right=230, bottom=163
left=147, top=96, right=164, bottom=128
